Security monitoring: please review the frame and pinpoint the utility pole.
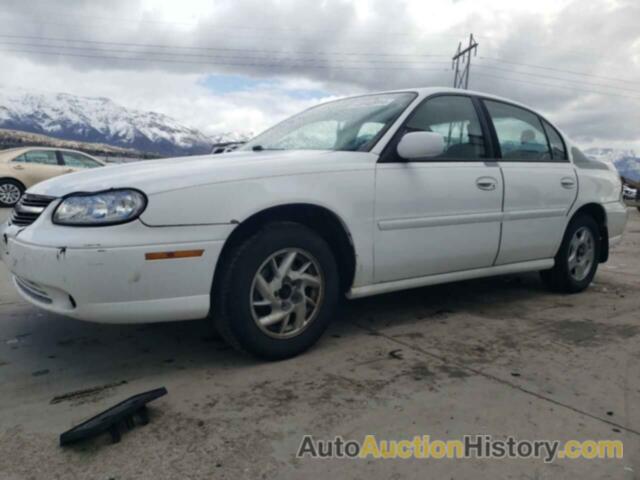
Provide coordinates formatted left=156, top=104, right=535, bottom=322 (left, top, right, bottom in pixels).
left=452, top=34, right=478, bottom=89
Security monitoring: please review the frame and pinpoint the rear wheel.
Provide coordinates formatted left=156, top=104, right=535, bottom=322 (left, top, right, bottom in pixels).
left=213, top=222, right=340, bottom=359
left=540, top=214, right=600, bottom=293
left=0, top=179, right=23, bottom=207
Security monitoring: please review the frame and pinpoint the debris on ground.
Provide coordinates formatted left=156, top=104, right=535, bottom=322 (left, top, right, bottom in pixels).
left=59, top=387, right=168, bottom=446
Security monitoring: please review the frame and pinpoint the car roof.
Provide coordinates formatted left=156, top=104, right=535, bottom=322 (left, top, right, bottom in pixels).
left=0, top=147, right=31, bottom=161
left=368, top=86, right=537, bottom=112
left=359, top=86, right=566, bottom=137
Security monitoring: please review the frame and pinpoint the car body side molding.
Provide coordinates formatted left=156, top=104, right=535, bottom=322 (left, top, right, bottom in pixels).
left=348, top=258, right=554, bottom=299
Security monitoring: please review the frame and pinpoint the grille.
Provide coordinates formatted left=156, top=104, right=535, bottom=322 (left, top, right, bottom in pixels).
left=10, top=194, right=56, bottom=227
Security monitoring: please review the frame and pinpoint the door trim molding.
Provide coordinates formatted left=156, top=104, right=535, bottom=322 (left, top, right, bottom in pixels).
left=378, top=211, right=503, bottom=231
left=378, top=208, right=566, bottom=231
left=502, top=208, right=566, bottom=221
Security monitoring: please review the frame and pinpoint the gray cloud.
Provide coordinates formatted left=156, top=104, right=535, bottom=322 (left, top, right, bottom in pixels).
left=0, top=0, right=638, bottom=148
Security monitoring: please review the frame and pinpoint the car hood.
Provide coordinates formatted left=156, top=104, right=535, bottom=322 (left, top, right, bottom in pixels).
left=28, top=150, right=376, bottom=197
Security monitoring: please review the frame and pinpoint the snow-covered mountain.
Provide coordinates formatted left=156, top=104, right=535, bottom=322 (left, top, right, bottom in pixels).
left=584, top=148, right=637, bottom=164
left=0, top=88, right=233, bottom=156
left=585, top=147, right=640, bottom=183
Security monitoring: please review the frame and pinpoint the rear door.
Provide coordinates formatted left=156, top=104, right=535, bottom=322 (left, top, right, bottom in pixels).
left=374, top=94, right=503, bottom=283
left=482, top=99, right=577, bottom=265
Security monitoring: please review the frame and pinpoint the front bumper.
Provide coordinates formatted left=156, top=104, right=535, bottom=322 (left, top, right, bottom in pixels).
left=1, top=219, right=229, bottom=323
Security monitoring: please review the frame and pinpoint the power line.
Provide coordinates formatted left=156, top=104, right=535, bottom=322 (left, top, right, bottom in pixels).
left=475, top=36, right=611, bottom=64
left=0, top=41, right=453, bottom=66
left=472, top=71, right=640, bottom=101
left=0, top=34, right=451, bottom=59
left=479, top=56, right=640, bottom=86
left=0, top=47, right=452, bottom=72
left=473, top=64, right=640, bottom=94
left=5, top=44, right=636, bottom=101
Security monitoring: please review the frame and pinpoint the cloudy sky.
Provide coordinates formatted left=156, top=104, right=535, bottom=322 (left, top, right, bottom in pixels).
left=0, top=0, right=638, bottom=149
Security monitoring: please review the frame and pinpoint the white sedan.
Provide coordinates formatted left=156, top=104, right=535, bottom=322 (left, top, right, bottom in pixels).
left=0, top=88, right=628, bottom=359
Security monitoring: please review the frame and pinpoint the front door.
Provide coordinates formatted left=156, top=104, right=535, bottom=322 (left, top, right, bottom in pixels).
left=482, top=99, right=578, bottom=265
left=11, top=150, right=68, bottom=185
left=374, top=94, right=504, bottom=283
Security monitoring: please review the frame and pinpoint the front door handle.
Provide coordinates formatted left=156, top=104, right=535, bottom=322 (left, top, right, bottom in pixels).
left=561, top=177, right=576, bottom=189
left=12, top=164, right=24, bottom=170
left=476, top=177, right=497, bottom=191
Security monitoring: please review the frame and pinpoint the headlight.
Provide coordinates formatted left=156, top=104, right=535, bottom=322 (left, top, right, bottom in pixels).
left=53, top=189, right=147, bottom=226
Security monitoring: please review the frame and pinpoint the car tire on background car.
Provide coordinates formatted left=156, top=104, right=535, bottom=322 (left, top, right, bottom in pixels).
left=540, top=214, right=601, bottom=293
left=0, top=179, right=24, bottom=208
left=213, top=222, right=340, bottom=359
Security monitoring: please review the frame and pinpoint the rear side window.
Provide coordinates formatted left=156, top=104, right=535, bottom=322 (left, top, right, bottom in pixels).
left=541, top=120, right=567, bottom=161
left=14, top=150, right=59, bottom=165
left=61, top=152, right=102, bottom=168
left=403, top=95, right=487, bottom=160
left=484, top=100, right=551, bottom=161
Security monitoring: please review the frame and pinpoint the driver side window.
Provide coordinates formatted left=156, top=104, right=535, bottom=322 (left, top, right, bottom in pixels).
left=403, top=95, right=487, bottom=160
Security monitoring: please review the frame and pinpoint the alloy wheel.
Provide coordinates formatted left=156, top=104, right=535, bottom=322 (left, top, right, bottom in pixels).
left=249, top=248, right=324, bottom=339
left=567, top=226, right=595, bottom=281
left=0, top=183, right=21, bottom=205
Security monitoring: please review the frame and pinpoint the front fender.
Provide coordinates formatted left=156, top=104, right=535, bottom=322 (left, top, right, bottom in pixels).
left=141, top=170, right=376, bottom=286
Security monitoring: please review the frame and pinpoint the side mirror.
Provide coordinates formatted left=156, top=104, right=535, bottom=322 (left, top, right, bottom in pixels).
left=397, top=131, right=445, bottom=160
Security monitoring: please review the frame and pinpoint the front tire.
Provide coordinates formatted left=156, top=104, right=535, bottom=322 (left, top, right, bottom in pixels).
left=540, top=214, right=600, bottom=293
left=0, top=179, right=24, bottom=207
left=213, top=222, right=340, bottom=359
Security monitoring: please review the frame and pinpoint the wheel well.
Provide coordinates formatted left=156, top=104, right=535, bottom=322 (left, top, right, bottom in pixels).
left=213, top=204, right=357, bottom=293
left=0, top=177, right=25, bottom=191
left=572, top=203, right=608, bottom=263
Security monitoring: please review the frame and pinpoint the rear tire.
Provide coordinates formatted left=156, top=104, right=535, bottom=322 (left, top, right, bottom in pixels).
left=213, top=222, right=340, bottom=359
left=540, top=214, right=600, bottom=293
left=0, top=179, right=24, bottom=207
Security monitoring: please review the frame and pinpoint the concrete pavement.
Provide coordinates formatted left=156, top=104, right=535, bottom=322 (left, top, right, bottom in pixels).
left=0, top=208, right=639, bottom=479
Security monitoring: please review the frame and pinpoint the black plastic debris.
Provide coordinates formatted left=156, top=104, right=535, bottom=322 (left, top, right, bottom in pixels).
left=59, top=387, right=167, bottom=446
left=388, top=349, right=404, bottom=360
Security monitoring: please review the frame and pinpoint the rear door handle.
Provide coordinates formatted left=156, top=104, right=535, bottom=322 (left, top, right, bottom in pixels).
left=561, top=177, right=576, bottom=189
left=476, top=177, right=497, bottom=191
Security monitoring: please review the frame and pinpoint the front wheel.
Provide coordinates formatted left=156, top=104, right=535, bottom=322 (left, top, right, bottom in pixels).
left=0, top=179, right=24, bottom=207
left=540, top=214, right=600, bottom=293
left=213, top=222, right=340, bottom=359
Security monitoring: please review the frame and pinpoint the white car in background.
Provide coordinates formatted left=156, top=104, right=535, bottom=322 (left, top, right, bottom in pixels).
left=0, top=88, right=628, bottom=359
left=623, top=184, right=637, bottom=200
